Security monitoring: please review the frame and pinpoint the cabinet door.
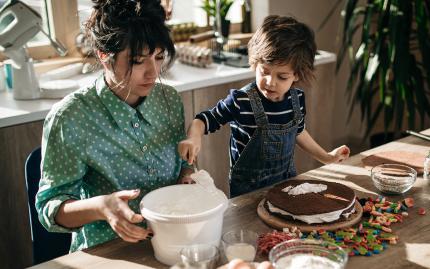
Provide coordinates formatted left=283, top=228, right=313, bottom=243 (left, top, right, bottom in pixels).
left=192, top=79, right=254, bottom=197
left=179, top=91, right=194, bottom=132
left=0, top=121, right=43, bottom=269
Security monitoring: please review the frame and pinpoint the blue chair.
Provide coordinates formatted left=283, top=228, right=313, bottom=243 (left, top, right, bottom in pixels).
left=25, top=147, right=71, bottom=265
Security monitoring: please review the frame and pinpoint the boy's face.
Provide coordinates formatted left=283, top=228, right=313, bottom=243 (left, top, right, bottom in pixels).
left=255, top=62, right=298, bottom=102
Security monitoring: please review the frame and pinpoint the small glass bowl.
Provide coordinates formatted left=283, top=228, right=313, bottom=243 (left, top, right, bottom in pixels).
left=180, top=244, right=219, bottom=269
left=371, top=164, right=417, bottom=194
left=269, top=239, right=348, bottom=269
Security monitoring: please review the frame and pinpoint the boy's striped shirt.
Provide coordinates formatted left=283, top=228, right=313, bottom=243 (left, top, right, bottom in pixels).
left=195, top=86, right=306, bottom=165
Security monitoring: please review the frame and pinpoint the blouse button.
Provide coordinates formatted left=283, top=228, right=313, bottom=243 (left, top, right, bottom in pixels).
left=133, top=122, right=140, bottom=128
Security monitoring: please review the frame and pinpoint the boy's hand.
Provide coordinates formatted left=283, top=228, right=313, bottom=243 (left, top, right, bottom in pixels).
left=327, top=145, right=350, bottom=163
left=178, top=136, right=201, bottom=165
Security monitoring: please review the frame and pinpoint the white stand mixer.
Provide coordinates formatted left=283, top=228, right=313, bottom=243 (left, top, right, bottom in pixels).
left=0, top=1, right=67, bottom=100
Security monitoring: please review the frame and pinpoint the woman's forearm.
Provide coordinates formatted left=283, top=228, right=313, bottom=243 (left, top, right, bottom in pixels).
left=296, top=130, right=331, bottom=164
left=55, top=196, right=105, bottom=229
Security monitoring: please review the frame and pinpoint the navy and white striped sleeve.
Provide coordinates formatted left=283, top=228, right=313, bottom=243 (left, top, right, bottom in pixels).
left=195, top=89, right=241, bottom=134
left=297, top=89, right=306, bottom=134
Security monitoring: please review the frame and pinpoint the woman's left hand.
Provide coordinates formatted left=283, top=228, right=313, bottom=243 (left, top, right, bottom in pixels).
left=99, top=189, right=151, bottom=243
left=328, top=145, right=350, bottom=163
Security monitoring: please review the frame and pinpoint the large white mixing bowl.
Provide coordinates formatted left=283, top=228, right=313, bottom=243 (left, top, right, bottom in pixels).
left=140, top=184, right=228, bottom=265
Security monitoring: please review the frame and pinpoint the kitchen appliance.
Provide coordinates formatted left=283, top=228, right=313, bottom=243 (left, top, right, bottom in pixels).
left=0, top=0, right=67, bottom=99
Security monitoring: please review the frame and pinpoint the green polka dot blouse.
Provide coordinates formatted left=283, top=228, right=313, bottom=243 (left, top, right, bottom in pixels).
left=36, top=76, right=189, bottom=252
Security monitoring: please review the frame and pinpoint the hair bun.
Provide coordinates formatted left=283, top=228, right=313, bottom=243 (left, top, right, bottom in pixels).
left=91, top=0, right=165, bottom=22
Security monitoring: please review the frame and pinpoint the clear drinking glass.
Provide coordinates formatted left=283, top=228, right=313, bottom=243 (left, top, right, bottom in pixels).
left=180, top=244, right=220, bottom=269
left=269, top=239, right=348, bottom=269
left=222, top=229, right=259, bottom=262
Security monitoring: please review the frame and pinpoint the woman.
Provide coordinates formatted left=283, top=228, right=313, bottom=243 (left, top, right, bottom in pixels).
left=36, top=0, right=193, bottom=252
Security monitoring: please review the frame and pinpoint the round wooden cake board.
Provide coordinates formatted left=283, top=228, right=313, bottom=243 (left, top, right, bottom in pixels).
left=257, top=199, right=363, bottom=232
left=361, top=151, right=425, bottom=175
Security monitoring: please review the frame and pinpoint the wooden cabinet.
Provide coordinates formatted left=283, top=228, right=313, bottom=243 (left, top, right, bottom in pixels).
left=0, top=121, right=43, bottom=269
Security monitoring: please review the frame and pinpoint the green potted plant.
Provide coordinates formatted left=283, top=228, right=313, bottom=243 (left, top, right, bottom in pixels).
left=201, top=0, right=235, bottom=37
left=329, top=0, right=430, bottom=145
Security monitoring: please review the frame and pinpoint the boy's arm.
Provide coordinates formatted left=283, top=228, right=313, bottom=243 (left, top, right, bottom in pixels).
left=178, top=90, right=241, bottom=165
left=178, top=119, right=206, bottom=165
left=296, top=130, right=350, bottom=164
left=195, top=90, right=240, bottom=134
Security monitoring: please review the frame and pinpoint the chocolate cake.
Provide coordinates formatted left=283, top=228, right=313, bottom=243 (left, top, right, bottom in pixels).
left=265, top=179, right=356, bottom=224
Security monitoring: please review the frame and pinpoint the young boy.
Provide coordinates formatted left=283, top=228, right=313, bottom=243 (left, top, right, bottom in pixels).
left=178, top=15, right=350, bottom=197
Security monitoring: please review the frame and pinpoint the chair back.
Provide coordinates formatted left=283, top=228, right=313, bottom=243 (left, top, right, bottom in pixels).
left=25, top=147, right=71, bottom=265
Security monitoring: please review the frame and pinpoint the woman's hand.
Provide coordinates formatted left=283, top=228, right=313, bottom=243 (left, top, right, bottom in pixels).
left=327, top=145, right=350, bottom=163
left=98, top=189, right=152, bottom=243
left=178, top=136, right=202, bottom=165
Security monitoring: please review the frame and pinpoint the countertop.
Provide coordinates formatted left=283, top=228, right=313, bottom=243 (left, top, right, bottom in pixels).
left=0, top=50, right=336, bottom=128
left=28, top=129, right=430, bottom=269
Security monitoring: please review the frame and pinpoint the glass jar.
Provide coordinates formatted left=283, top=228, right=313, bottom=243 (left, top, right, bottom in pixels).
left=424, top=151, right=430, bottom=180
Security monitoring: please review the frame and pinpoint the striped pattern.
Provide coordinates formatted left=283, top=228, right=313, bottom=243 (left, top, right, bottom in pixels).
left=195, top=86, right=305, bottom=165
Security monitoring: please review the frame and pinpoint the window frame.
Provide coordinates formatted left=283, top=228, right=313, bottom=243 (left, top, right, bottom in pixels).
left=0, top=0, right=80, bottom=61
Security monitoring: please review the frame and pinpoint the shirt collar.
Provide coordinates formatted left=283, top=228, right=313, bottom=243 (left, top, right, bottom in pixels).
left=135, top=83, right=164, bottom=126
left=95, top=76, right=137, bottom=130
left=96, top=76, right=162, bottom=127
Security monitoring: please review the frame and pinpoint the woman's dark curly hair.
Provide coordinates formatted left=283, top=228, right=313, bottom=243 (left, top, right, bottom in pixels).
left=85, top=0, right=175, bottom=74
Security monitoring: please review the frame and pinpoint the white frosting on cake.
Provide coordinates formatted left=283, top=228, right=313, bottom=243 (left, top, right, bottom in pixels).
left=282, top=183, right=328, bottom=195
left=266, top=199, right=356, bottom=224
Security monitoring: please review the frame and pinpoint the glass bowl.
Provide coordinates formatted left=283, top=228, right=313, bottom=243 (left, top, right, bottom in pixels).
left=180, top=244, right=219, bottom=269
left=371, top=164, right=417, bottom=194
left=269, top=239, right=348, bottom=269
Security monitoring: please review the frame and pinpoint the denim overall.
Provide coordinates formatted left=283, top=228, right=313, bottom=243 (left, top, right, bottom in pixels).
left=229, top=83, right=303, bottom=197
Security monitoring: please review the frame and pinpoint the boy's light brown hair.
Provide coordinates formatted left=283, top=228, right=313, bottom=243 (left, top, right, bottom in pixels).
left=248, top=15, right=317, bottom=86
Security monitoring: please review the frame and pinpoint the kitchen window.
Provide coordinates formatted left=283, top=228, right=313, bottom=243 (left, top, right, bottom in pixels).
left=0, top=0, right=80, bottom=61
left=77, top=0, right=243, bottom=27
left=0, top=0, right=242, bottom=62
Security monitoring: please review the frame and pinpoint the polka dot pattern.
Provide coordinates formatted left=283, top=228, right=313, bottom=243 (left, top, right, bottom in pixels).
left=35, top=77, right=188, bottom=252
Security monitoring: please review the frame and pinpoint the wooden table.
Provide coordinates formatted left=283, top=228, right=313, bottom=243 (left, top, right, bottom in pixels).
left=29, top=130, right=430, bottom=269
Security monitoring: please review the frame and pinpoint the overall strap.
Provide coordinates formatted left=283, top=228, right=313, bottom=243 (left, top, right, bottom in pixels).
left=247, top=86, right=268, bottom=127
left=289, top=88, right=302, bottom=123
